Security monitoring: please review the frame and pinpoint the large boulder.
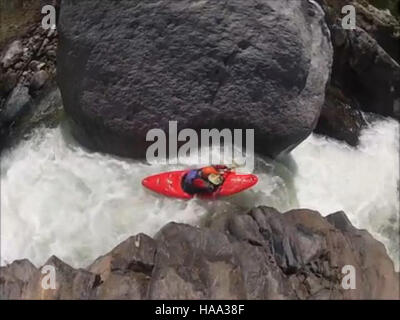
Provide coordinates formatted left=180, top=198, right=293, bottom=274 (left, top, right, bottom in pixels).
left=57, top=0, right=333, bottom=158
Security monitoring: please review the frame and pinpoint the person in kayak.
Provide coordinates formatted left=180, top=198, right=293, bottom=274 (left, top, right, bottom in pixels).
left=182, top=165, right=228, bottom=195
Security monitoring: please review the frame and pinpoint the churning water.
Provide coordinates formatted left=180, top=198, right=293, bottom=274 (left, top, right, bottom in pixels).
left=1, top=118, right=398, bottom=269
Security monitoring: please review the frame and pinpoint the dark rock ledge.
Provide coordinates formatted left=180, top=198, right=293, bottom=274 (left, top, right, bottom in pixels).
left=1, top=207, right=398, bottom=300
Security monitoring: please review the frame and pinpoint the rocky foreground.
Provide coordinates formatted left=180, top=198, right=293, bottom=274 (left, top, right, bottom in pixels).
left=1, top=207, right=398, bottom=299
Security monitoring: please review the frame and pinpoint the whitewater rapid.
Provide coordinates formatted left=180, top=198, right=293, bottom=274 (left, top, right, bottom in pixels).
left=1, top=118, right=398, bottom=269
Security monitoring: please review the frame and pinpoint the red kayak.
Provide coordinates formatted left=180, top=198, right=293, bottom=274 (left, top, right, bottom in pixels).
left=142, top=170, right=258, bottom=199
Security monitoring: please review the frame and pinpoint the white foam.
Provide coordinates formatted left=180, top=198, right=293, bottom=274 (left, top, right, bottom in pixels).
left=0, top=127, right=284, bottom=267
left=1, top=118, right=398, bottom=270
left=292, top=118, right=399, bottom=269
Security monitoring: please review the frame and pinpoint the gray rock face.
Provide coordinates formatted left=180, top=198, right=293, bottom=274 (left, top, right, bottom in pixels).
left=1, top=207, right=398, bottom=300
left=318, top=0, right=400, bottom=120
left=315, top=86, right=367, bottom=146
left=0, top=259, right=37, bottom=299
left=343, top=27, right=400, bottom=118
left=0, top=40, right=23, bottom=69
left=0, top=1, right=60, bottom=150
left=0, top=84, right=31, bottom=124
left=30, top=70, right=49, bottom=91
left=57, top=0, right=333, bottom=158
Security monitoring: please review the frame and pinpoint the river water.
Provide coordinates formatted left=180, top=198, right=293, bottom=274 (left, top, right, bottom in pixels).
left=1, top=118, right=398, bottom=269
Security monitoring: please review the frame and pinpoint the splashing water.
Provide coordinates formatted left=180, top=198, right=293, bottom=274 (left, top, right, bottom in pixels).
left=291, top=118, right=399, bottom=269
left=1, top=118, right=398, bottom=269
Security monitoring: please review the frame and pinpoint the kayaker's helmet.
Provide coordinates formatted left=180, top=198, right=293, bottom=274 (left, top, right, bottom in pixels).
left=208, top=173, right=224, bottom=186
left=201, top=166, right=219, bottom=178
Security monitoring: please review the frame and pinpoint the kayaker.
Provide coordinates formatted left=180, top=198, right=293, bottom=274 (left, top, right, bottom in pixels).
left=182, top=165, right=228, bottom=194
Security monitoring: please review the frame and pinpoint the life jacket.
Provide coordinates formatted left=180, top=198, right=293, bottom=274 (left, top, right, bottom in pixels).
left=182, top=169, right=200, bottom=194
left=185, top=169, right=199, bottom=185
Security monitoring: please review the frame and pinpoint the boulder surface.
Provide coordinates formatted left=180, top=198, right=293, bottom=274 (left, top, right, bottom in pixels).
left=57, top=0, right=333, bottom=158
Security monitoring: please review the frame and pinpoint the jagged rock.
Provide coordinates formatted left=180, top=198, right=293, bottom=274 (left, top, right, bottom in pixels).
left=47, top=50, right=56, bottom=59
left=0, top=40, right=23, bottom=69
left=318, top=0, right=400, bottom=62
left=0, top=1, right=59, bottom=148
left=318, top=0, right=400, bottom=119
left=315, top=86, right=367, bottom=146
left=1, top=207, right=398, bottom=299
left=57, top=0, right=332, bottom=159
left=0, top=70, right=18, bottom=98
left=0, top=259, right=37, bottom=299
left=13, top=61, right=24, bottom=70
left=88, top=234, right=155, bottom=299
left=149, top=223, right=247, bottom=299
left=30, top=70, right=49, bottom=91
left=29, top=60, right=40, bottom=71
left=326, top=210, right=356, bottom=232
left=0, top=84, right=31, bottom=124
left=1, top=84, right=64, bottom=150
left=23, top=256, right=98, bottom=300
left=338, top=27, right=400, bottom=118
left=89, top=234, right=156, bottom=280
left=353, top=1, right=400, bottom=63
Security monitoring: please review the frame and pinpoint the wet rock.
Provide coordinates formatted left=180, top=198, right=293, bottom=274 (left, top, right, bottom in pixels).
left=228, top=214, right=265, bottom=246
left=0, top=259, right=37, bottom=299
left=0, top=84, right=31, bottom=124
left=2, top=84, right=64, bottom=150
left=47, top=50, right=57, bottom=59
left=30, top=70, right=49, bottom=91
left=0, top=70, right=18, bottom=98
left=353, top=1, right=400, bottom=63
left=89, top=234, right=156, bottom=280
left=340, top=27, right=400, bottom=118
left=29, top=60, right=40, bottom=71
left=92, top=272, right=148, bottom=300
left=0, top=0, right=60, bottom=150
left=318, top=0, right=400, bottom=119
left=38, top=62, right=46, bottom=70
left=149, top=223, right=247, bottom=299
left=88, top=234, right=156, bottom=299
left=319, top=0, right=400, bottom=63
left=13, top=61, right=24, bottom=70
left=1, top=207, right=398, bottom=299
left=250, top=206, right=300, bottom=273
left=326, top=211, right=356, bottom=233
left=58, top=0, right=333, bottom=159
left=37, top=38, right=49, bottom=57
left=315, top=86, right=367, bottom=146
left=0, top=40, right=23, bottom=68
left=23, top=256, right=98, bottom=300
